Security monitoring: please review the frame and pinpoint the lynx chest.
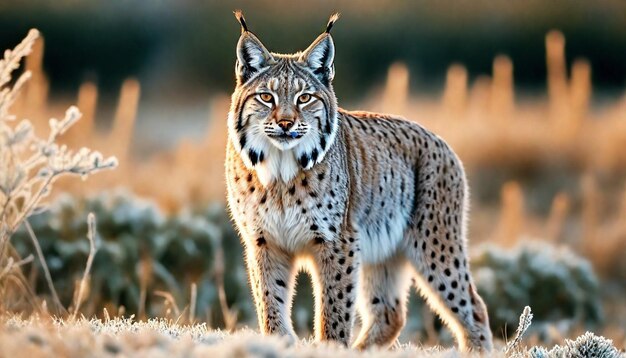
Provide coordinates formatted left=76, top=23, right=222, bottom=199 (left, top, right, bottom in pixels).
left=226, top=153, right=349, bottom=254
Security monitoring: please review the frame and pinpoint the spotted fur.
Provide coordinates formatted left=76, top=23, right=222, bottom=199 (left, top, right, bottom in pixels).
left=225, top=12, right=493, bottom=352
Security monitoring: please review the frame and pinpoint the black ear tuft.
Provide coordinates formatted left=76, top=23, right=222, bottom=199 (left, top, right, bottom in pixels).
left=233, top=11, right=274, bottom=84
left=234, top=10, right=248, bottom=33
left=326, top=13, right=340, bottom=33
left=300, top=14, right=339, bottom=86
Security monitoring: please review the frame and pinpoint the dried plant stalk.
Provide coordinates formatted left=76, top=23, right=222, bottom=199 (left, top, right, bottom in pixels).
left=546, top=192, right=570, bottom=243
left=71, top=212, right=98, bottom=319
left=110, top=78, right=140, bottom=163
left=382, top=62, right=409, bottom=115
left=189, top=282, right=197, bottom=324
left=546, top=30, right=568, bottom=122
left=495, top=181, right=525, bottom=247
left=23, top=220, right=64, bottom=314
left=442, top=64, right=468, bottom=120
left=71, top=81, right=99, bottom=146
left=491, top=55, right=514, bottom=120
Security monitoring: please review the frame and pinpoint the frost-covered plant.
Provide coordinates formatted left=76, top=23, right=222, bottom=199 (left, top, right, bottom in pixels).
left=528, top=332, right=623, bottom=358
left=0, top=29, right=117, bottom=310
left=471, top=241, right=602, bottom=336
left=505, top=306, right=533, bottom=355
left=12, top=192, right=253, bottom=326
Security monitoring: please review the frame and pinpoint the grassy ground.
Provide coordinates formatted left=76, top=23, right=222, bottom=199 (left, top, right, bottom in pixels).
left=0, top=316, right=510, bottom=357
left=2, top=315, right=625, bottom=357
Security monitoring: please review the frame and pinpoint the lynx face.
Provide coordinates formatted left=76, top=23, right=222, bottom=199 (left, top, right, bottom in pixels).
left=228, top=17, right=339, bottom=185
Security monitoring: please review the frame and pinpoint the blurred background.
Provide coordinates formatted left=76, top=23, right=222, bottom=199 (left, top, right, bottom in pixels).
left=1, top=0, right=625, bottom=350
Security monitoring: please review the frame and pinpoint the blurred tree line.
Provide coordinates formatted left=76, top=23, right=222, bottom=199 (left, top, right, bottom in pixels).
left=1, top=0, right=625, bottom=101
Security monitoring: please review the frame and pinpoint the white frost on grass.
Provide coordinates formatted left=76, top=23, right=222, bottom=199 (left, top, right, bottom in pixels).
left=1, top=312, right=622, bottom=357
left=0, top=315, right=481, bottom=357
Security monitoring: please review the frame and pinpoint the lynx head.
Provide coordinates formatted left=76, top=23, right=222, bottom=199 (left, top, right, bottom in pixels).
left=228, top=11, right=340, bottom=185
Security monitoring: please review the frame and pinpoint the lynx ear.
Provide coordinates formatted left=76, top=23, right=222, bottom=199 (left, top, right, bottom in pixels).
left=301, top=13, right=339, bottom=86
left=234, top=11, right=273, bottom=84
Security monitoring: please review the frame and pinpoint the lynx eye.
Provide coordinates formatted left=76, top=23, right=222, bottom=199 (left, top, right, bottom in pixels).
left=258, top=93, right=274, bottom=104
left=298, top=93, right=312, bottom=104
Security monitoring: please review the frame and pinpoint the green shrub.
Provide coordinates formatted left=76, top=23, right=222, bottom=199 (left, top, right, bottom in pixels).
left=472, top=241, right=603, bottom=337
left=13, top=191, right=253, bottom=326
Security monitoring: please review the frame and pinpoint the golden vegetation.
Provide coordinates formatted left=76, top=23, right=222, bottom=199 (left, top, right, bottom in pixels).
left=1, top=25, right=625, bottom=354
left=11, top=31, right=625, bottom=279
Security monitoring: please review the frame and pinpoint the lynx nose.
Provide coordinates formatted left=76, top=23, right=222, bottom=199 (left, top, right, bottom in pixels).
left=277, top=119, right=295, bottom=132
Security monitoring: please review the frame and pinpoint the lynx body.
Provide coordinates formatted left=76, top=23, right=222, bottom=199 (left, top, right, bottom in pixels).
left=225, top=12, right=493, bottom=351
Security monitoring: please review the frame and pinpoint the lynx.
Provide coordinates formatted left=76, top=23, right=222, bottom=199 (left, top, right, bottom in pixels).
left=225, top=12, right=493, bottom=352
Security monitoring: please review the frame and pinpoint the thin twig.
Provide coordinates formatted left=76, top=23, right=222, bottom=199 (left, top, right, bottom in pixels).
left=23, top=219, right=66, bottom=315
left=175, top=306, right=189, bottom=326
left=154, top=290, right=181, bottom=318
left=217, top=280, right=238, bottom=331
left=214, top=236, right=238, bottom=331
left=9, top=175, right=53, bottom=234
left=138, top=282, right=147, bottom=320
left=4, top=272, right=41, bottom=313
left=0, top=194, right=12, bottom=226
left=137, top=256, right=152, bottom=320
left=71, top=212, right=98, bottom=320
left=0, top=255, right=33, bottom=282
left=189, top=282, right=197, bottom=324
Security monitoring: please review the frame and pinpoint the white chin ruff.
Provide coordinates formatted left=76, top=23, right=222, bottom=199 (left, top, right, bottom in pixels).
left=268, top=137, right=301, bottom=151
left=253, top=131, right=319, bottom=186
left=255, top=147, right=299, bottom=186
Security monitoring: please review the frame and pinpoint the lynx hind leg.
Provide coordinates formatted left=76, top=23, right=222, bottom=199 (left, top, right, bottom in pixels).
left=353, top=257, right=412, bottom=350
left=404, top=160, right=493, bottom=351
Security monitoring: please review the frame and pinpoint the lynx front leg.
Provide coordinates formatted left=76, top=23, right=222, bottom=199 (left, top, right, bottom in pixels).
left=245, top=239, right=296, bottom=341
left=310, top=234, right=359, bottom=346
